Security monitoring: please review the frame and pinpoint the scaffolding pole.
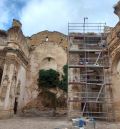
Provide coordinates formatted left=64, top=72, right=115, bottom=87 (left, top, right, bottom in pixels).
left=68, top=19, right=114, bottom=121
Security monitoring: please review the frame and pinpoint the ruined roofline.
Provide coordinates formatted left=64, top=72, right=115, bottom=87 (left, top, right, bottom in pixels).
left=12, top=19, right=22, bottom=28
left=3, top=19, right=67, bottom=38
left=0, top=30, right=7, bottom=37
left=113, top=1, right=120, bottom=8
left=107, top=21, right=120, bottom=35
left=114, top=1, right=120, bottom=10
left=114, top=0, right=120, bottom=18
left=2, top=18, right=68, bottom=38
left=30, top=30, right=67, bottom=38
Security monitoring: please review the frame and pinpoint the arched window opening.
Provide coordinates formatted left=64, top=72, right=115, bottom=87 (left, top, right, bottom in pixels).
left=40, top=57, right=57, bottom=70
left=48, top=57, right=51, bottom=62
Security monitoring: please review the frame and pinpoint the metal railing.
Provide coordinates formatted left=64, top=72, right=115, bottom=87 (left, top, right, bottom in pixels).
left=69, top=59, right=109, bottom=66
left=70, top=43, right=106, bottom=50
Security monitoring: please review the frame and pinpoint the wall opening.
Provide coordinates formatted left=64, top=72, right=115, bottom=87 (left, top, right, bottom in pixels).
left=0, top=68, right=3, bottom=85
left=46, top=36, right=48, bottom=42
left=40, top=57, right=57, bottom=70
left=13, top=97, right=18, bottom=114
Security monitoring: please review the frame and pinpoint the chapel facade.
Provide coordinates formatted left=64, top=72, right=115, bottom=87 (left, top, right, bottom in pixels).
left=0, top=19, right=67, bottom=118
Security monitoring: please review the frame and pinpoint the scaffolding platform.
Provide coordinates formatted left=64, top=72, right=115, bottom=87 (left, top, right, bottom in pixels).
left=68, top=20, right=114, bottom=121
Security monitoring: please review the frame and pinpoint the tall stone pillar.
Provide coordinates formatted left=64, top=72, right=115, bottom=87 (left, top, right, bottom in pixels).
left=0, top=54, right=18, bottom=118
left=0, top=19, right=28, bottom=119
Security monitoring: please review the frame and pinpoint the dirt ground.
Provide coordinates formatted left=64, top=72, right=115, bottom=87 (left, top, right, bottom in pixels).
left=0, top=116, right=120, bottom=129
left=0, top=116, right=70, bottom=129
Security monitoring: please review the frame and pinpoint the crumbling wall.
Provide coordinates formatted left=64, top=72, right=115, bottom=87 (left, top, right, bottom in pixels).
left=24, top=31, right=67, bottom=109
left=0, top=19, right=68, bottom=117
left=107, top=21, right=120, bottom=121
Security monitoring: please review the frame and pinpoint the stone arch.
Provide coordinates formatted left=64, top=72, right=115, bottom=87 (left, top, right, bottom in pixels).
left=40, top=57, right=57, bottom=70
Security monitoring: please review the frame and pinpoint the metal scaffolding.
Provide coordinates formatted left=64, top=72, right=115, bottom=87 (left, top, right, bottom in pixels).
left=68, top=20, right=114, bottom=121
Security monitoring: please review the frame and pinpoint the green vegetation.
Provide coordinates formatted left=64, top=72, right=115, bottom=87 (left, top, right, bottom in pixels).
left=37, top=65, right=68, bottom=113
left=38, top=64, right=68, bottom=92
left=59, top=64, right=68, bottom=92
left=38, top=69, right=60, bottom=89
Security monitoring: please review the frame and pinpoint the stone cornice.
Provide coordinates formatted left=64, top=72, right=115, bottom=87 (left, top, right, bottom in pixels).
left=3, top=47, right=29, bottom=66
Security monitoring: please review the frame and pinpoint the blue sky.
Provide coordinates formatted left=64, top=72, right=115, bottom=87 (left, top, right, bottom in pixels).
left=0, top=0, right=119, bottom=36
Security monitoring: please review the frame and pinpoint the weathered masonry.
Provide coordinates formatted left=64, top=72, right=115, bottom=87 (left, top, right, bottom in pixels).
left=106, top=0, right=120, bottom=121
left=0, top=0, right=120, bottom=121
left=67, top=0, right=120, bottom=121
left=0, top=19, right=67, bottom=118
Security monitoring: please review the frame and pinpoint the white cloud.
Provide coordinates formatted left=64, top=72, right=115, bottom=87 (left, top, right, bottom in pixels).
left=19, top=0, right=119, bottom=36
left=20, top=0, right=81, bottom=36
left=0, top=0, right=9, bottom=28
left=0, top=0, right=119, bottom=35
left=0, top=0, right=27, bottom=29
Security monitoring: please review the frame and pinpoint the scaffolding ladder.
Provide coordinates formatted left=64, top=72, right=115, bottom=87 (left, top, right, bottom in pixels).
left=68, top=21, right=114, bottom=121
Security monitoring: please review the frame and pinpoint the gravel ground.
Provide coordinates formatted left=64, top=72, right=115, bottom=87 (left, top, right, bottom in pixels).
left=0, top=116, right=70, bottom=129
left=0, top=116, right=120, bottom=129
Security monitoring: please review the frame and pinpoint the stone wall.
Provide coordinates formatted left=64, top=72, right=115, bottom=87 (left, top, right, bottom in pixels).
left=29, top=30, right=67, bottom=49
left=24, top=31, right=67, bottom=107
left=107, top=21, right=120, bottom=121
left=0, top=20, right=29, bottom=118
left=0, top=19, right=68, bottom=118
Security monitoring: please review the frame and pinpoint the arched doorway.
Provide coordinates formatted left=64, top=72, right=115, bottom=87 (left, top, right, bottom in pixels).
left=13, top=97, right=18, bottom=114
left=13, top=81, right=20, bottom=115
left=0, top=68, right=3, bottom=85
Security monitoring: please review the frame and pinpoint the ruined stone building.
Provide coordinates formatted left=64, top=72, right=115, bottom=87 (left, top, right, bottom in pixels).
left=68, top=0, right=120, bottom=121
left=0, top=19, right=67, bottom=118
left=1, top=1, right=120, bottom=121
left=107, top=0, right=120, bottom=121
